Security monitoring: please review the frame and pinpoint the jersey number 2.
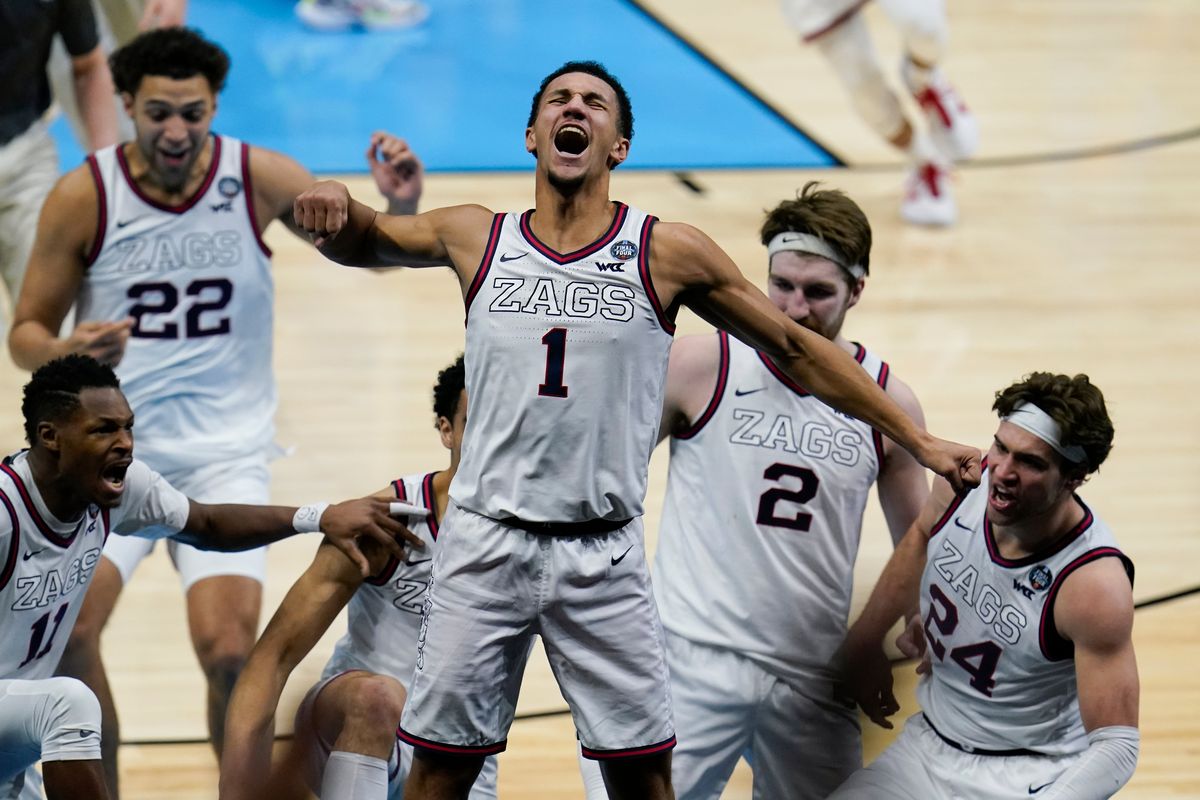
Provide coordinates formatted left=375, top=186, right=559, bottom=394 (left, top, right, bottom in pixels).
left=756, top=463, right=820, bottom=531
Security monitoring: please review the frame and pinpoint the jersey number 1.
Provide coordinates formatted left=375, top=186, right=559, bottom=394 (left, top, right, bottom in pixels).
left=538, top=328, right=568, bottom=398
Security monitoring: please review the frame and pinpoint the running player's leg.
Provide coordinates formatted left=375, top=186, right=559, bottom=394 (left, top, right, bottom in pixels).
left=541, top=522, right=674, bottom=800
left=664, top=633, right=755, bottom=800
left=748, top=675, right=860, bottom=800
left=55, top=542, right=151, bottom=800
left=169, top=454, right=270, bottom=756
left=399, top=503, right=538, bottom=800
left=0, top=678, right=106, bottom=800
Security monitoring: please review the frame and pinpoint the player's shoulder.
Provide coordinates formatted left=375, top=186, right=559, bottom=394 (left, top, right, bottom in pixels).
left=48, top=161, right=101, bottom=211
left=881, top=368, right=924, bottom=424
left=1053, top=554, right=1135, bottom=646
left=243, top=144, right=311, bottom=189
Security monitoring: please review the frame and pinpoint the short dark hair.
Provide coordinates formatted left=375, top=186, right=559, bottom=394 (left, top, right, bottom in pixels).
left=22, top=356, right=122, bottom=445
left=110, top=27, right=230, bottom=96
left=432, top=355, right=466, bottom=425
left=760, top=182, right=872, bottom=287
left=527, top=61, right=634, bottom=141
left=993, top=372, right=1114, bottom=477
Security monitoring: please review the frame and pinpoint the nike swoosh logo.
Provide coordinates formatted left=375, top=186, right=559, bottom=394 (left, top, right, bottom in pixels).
left=1028, top=781, right=1054, bottom=794
left=79, top=729, right=98, bottom=738
left=611, top=546, right=633, bottom=566
left=734, top=387, right=765, bottom=397
left=116, top=219, right=136, bottom=228
left=499, top=252, right=527, bottom=263
left=23, top=549, right=46, bottom=561
left=953, top=517, right=972, bottom=531
left=405, top=557, right=432, bottom=567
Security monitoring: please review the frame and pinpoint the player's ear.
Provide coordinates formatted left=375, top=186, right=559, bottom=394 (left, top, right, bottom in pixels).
left=436, top=416, right=454, bottom=450
left=846, top=276, right=866, bottom=309
left=36, top=421, right=61, bottom=454
left=121, top=92, right=136, bottom=119
left=607, top=136, right=629, bottom=170
left=525, top=127, right=537, bottom=157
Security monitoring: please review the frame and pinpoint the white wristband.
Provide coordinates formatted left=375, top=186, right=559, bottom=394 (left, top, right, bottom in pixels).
left=389, top=502, right=430, bottom=518
left=293, top=502, right=330, bottom=534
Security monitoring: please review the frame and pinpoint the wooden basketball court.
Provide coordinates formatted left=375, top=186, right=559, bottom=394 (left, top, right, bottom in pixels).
left=3, top=0, right=1196, bottom=795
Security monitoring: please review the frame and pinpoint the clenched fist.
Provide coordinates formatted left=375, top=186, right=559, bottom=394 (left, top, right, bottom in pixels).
left=293, top=180, right=353, bottom=248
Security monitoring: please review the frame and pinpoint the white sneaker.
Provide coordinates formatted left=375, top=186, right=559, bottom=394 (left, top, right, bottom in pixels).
left=901, top=162, right=957, bottom=226
left=903, top=63, right=978, bottom=162
left=295, top=0, right=428, bottom=31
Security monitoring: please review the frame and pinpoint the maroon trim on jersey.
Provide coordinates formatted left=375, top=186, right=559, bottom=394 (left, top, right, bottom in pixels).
left=862, top=346, right=890, bottom=465
left=852, top=343, right=867, bottom=364
left=518, top=202, right=628, bottom=265
left=367, top=478, right=409, bottom=586
left=580, top=735, right=677, bottom=761
left=756, top=350, right=811, bottom=397
left=116, top=135, right=222, bottom=214
left=100, top=507, right=111, bottom=544
left=84, top=154, right=107, bottom=267
left=928, top=458, right=987, bottom=538
left=422, top=471, right=441, bottom=539
left=984, top=496, right=1094, bottom=569
left=464, top=213, right=505, bottom=318
left=0, top=464, right=83, bottom=547
left=0, top=490, right=21, bottom=592
left=802, top=0, right=871, bottom=42
left=1038, top=547, right=1135, bottom=662
left=637, top=215, right=675, bottom=334
left=240, top=142, right=272, bottom=258
left=397, top=726, right=507, bottom=756
left=675, top=332, right=730, bottom=440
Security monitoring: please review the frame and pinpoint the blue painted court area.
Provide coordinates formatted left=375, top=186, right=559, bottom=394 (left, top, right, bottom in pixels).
left=53, top=0, right=835, bottom=173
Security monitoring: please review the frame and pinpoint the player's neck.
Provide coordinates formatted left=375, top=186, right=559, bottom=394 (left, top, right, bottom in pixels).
left=432, top=464, right=455, bottom=526
left=531, top=175, right=615, bottom=253
left=122, top=136, right=214, bottom=206
left=991, top=494, right=1085, bottom=559
left=25, top=450, right=88, bottom=523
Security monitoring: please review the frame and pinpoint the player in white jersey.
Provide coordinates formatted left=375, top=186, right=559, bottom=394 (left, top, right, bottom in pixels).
left=0, top=354, right=419, bottom=800
left=8, top=28, right=425, bottom=799
left=780, top=0, right=977, bottom=225
left=629, top=183, right=928, bottom=800
left=834, top=372, right=1139, bottom=799
left=220, top=357, right=499, bottom=800
left=294, top=60, right=981, bottom=799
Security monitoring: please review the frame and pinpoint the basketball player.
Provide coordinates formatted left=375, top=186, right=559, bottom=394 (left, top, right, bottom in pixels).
left=640, top=183, right=930, bottom=799
left=293, top=61, right=980, bottom=799
left=782, top=0, right=977, bottom=225
left=7, top=27, right=425, bottom=798
left=220, top=356, right=502, bottom=800
left=832, top=373, right=1139, bottom=799
left=0, top=354, right=417, bottom=800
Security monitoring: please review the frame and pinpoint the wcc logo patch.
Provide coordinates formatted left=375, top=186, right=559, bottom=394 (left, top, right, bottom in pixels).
left=1028, top=565, right=1053, bottom=591
left=218, top=177, right=242, bottom=198
left=610, top=240, right=638, bottom=261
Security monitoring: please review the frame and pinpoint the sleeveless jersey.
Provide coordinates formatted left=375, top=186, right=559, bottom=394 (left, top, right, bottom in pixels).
left=916, top=464, right=1133, bottom=755
left=322, top=472, right=441, bottom=683
left=0, top=451, right=188, bottom=680
left=451, top=202, right=675, bottom=522
left=78, top=135, right=276, bottom=471
left=654, top=332, right=889, bottom=686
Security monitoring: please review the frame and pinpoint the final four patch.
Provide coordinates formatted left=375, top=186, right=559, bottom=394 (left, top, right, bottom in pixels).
left=610, top=240, right=638, bottom=261
left=1028, top=565, right=1053, bottom=591
left=218, top=177, right=242, bottom=198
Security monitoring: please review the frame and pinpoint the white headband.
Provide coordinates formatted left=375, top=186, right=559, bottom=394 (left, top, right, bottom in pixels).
left=1002, top=402, right=1087, bottom=464
left=766, top=231, right=866, bottom=280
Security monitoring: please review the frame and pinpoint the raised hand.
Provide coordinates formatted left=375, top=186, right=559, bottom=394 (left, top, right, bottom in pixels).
left=367, top=131, right=424, bottom=214
left=293, top=180, right=353, bottom=248
left=918, top=436, right=981, bottom=494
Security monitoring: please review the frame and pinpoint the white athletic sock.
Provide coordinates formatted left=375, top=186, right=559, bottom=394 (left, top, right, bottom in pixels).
left=907, top=129, right=940, bottom=165
left=321, top=751, right=389, bottom=800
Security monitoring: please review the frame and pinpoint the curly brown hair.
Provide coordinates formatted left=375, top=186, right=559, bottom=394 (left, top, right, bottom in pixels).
left=760, top=182, right=871, bottom=288
left=993, top=372, right=1113, bottom=476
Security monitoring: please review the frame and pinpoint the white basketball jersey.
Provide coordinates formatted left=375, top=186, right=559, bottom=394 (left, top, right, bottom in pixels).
left=78, top=135, right=276, bottom=471
left=451, top=203, right=675, bottom=522
left=916, top=463, right=1132, bottom=755
left=0, top=451, right=188, bottom=680
left=322, top=472, right=441, bottom=683
left=654, top=332, right=888, bottom=686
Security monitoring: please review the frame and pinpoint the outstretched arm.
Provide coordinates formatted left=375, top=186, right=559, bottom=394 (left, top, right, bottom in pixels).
left=653, top=222, right=980, bottom=491
left=219, top=542, right=367, bottom=800
left=293, top=180, right=493, bottom=276
left=875, top=376, right=931, bottom=545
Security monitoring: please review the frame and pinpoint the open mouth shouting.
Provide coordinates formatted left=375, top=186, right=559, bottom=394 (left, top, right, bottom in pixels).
left=100, top=458, right=132, bottom=501
left=989, top=482, right=1017, bottom=515
left=554, top=123, right=589, bottom=157
left=158, top=146, right=191, bottom=170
